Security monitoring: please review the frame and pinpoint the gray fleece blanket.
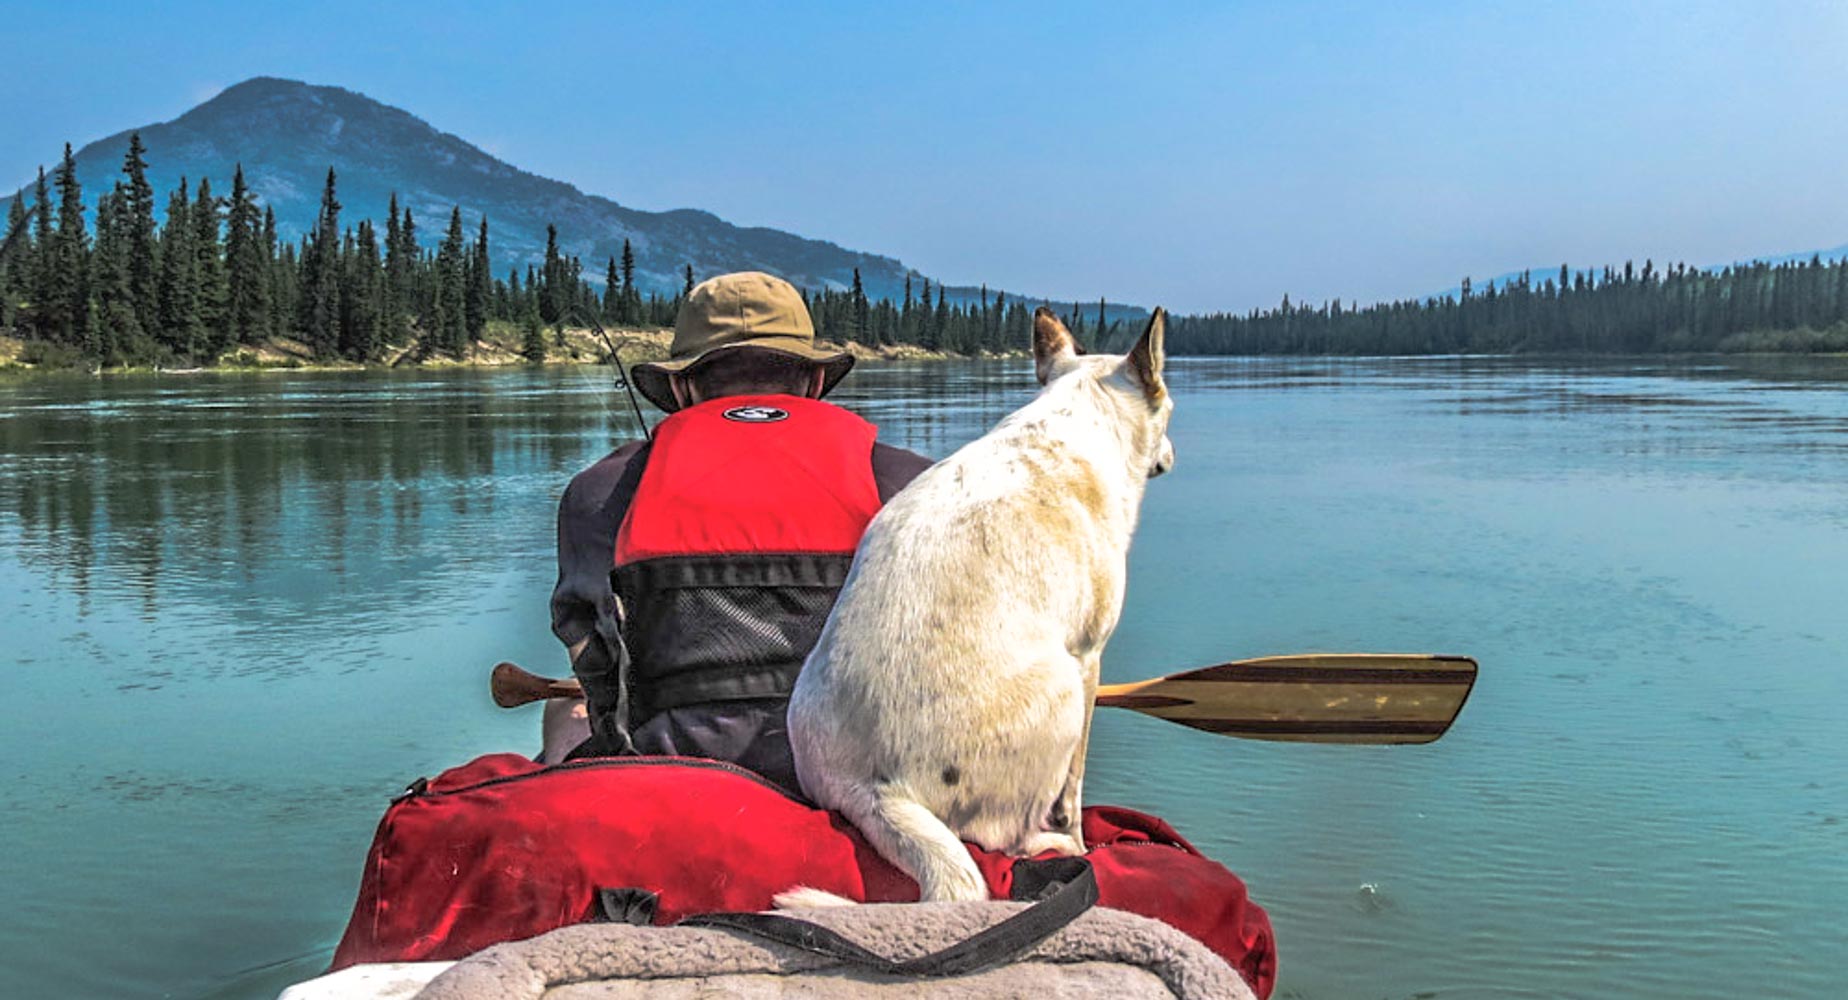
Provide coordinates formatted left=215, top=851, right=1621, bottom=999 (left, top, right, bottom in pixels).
left=414, top=902, right=1256, bottom=1000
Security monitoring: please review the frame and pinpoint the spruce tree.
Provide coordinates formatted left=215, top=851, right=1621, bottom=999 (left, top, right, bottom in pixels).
left=539, top=224, right=562, bottom=325
left=684, top=264, right=694, bottom=297
left=874, top=299, right=896, bottom=344
left=491, top=262, right=510, bottom=320
left=88, top=185, right=135, bottom=361
left=384, top=195, right=404, bottom=335
left=506, top=267, right=524, bottom=318
left=0, top=190, right=23, bottom=261
left=461, top=249, right=476, bottom=339
left=192, top=176, right=228, bottom=357
left=619, top=238, right=637, bottom=322
left=30, top=168, right=52, bottom=335
left=1837, top=259, right=1848, bottom=327
left=988, top=291, right=1006, bottom=353
left=521, top=304, right=547, bottom=363
left=302, top=168, right=343, bottom=356
left=603, top=257, right=620, bottom=322
left=934, top=286, right=947, bottom=350
left=916, top=277, right=934, bottom=350
left=157, top=177, right=200, bottom=356
left=341, top=219, right=382, bottom=361
left=223, top=165, right=271, bottom=345
left=120, top=133, right=159, bottom=336
left=437, top=206, right=468, bottom=353
left=46, top=144, right=91, bottom=346
left=263, top=207, right=290, bottom=339
left=466, top=215, right=490, bottom=343
left=851, top=267, right=868, bottom=344
left=391, top=204, right=419, bottom=343
left=569, top=254, right=587, bottom=318
left=0, top=189, right=29, bottom=331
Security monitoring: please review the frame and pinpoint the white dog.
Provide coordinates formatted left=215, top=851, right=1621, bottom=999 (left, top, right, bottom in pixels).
left=787, top=306, right=1173, bottom=902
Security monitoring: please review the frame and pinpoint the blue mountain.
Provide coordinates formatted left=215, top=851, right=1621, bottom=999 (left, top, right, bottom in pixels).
left=8, top=76, right=1137, bottom=318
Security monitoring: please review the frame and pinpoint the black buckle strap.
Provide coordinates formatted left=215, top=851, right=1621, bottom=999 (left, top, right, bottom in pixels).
left=595, top=887, right=661, bottom=926
left=678, top=857, right=1098, bottom=979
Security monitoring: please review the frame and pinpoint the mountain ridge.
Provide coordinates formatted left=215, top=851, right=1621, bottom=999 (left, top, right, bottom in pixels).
left=8, top=76, right=1141, bottom=319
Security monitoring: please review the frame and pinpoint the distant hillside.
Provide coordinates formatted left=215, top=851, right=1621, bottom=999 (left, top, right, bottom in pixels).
left=4, top=76, right=1140, bottom=320
left=1433, top=242, right=1848, bottom=303
left=1714, top=242, right=1848, bottom=272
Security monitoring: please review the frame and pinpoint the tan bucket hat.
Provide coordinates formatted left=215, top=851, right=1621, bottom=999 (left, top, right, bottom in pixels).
left=631, top=271, right=855, bottom=413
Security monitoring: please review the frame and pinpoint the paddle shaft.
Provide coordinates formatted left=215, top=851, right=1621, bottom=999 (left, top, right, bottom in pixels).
left=494, top=663, right=1155, bottom=709
left=492, top=663, right=1169, bottom=710
left=491, top=653, right=1476, bottom=745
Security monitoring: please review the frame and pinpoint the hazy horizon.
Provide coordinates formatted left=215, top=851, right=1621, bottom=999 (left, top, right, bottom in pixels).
left=4, top=1, right=1846, bottom=314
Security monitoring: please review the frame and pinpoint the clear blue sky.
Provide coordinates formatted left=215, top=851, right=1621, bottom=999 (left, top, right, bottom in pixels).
left=4, top=1, right=1846, bottom=313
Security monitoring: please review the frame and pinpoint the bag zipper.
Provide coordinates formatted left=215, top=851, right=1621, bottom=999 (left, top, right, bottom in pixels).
left=393, top=755, right=808, bottom=804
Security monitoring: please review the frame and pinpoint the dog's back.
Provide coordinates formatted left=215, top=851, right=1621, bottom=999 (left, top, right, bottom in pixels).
left=789, top=308, right=1172, bottom=901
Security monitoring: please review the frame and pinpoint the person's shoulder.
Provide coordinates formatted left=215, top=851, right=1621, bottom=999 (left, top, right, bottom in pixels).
left=810, top=398, right=931, bottom=493
left=561, top=439, right=650, bottom=511
left=871, top=441, right=933, bottom=499
left=871, top=440, right=931, bottom=466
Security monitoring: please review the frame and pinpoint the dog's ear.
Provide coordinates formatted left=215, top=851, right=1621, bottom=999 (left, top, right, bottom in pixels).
left=1125, top=308, right=1167, bottom=401
left=1033, top=307, right=1078, bottom=384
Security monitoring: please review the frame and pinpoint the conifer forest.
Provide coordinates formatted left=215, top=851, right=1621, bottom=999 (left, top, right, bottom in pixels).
left=3, top=135, right=1846, bottom=368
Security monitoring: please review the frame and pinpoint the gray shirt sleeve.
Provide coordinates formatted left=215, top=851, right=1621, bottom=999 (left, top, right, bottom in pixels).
left=550, top=439, right=648, bottom=649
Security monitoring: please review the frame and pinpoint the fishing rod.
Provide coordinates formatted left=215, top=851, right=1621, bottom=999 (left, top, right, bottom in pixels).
left=560, top=305, right=653, bottom=443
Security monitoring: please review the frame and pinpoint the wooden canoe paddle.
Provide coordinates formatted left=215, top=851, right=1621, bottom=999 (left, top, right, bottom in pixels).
left=491, top=653, right=1477, bottom=746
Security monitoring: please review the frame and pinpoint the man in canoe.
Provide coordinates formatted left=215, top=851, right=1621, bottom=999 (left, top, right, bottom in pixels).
left=547, top=271, right=932, bottom=789
left=323, top=271, right=1282, bottom=1000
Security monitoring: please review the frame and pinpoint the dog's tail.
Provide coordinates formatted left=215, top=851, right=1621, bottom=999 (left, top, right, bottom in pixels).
left=840, top=788, right=990, bottom=903
left=772, top=886, right=859, bottom=909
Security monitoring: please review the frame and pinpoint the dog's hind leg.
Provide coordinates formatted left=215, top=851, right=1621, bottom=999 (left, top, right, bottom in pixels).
left=1015, top=746, right=1087, bottom=859
left=1042, top=653, right=1101, bottom=852
left=842, top=786, right=989, bottom=902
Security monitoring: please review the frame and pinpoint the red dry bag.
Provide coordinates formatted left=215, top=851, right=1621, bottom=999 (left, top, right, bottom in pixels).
left=330, top=753, right=1276, bottom=998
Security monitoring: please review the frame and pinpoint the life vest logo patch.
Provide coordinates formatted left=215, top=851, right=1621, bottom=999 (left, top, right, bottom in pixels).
left=722, top=405, right=790, bottom=423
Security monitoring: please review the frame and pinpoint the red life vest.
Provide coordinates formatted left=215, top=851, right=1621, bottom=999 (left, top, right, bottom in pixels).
left=610, top=395, right=883, bottom=718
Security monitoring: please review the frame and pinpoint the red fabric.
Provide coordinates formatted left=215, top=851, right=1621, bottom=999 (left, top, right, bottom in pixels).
left=330, top=754, right=1276, bottom=998
left=615, top=395, right=882, bottom=565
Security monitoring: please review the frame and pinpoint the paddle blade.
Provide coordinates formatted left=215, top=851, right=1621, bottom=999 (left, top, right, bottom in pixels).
left=1095, top=654, right=1477, bottom=744
left=491, top=661, right=583, bottom=708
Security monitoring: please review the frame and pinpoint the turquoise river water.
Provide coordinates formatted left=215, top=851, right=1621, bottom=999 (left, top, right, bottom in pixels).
left=1, top=356, right=1845, bottom=998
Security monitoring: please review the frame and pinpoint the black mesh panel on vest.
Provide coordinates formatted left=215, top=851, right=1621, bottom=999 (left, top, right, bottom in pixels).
left=614, top=553, right=854, bottom=718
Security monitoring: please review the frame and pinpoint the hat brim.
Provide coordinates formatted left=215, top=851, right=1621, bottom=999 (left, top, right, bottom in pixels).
left=630, top=344, right=857, bottom=414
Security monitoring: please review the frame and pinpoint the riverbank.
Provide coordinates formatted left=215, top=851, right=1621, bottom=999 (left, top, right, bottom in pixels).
left=0, top=324, right=997, bottom=375
left=0, top=324, right=663, bottom=374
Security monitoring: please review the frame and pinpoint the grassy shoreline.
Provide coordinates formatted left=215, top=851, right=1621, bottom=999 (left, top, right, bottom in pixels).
left=7, top=330, right=1838, bottom=376
left=0, top=324, right=998, bottom=375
